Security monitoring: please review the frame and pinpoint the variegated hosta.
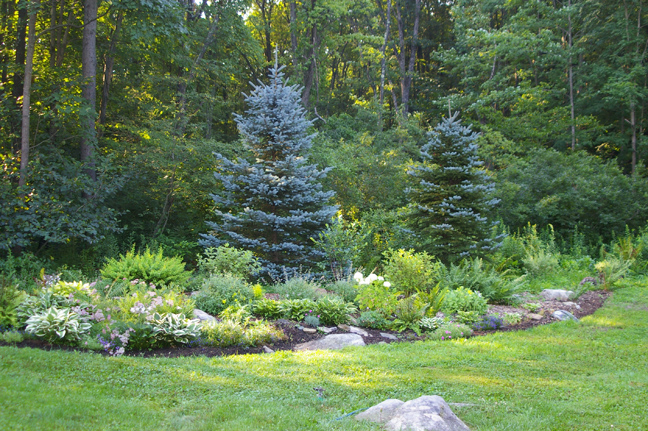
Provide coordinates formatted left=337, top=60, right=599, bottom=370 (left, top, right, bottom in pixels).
left=25, top=307, right=92, bottom=343
left=150, top=313, right=201, bottom=345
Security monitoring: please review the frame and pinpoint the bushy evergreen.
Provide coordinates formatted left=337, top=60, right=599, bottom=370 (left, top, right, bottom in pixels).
left=200, top=65, right=336, bottom=279
left=407, top=112, right=500, bottom=262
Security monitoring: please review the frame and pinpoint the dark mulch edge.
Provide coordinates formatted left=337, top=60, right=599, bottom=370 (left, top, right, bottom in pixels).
left=0, top=290, right=612, bottom=359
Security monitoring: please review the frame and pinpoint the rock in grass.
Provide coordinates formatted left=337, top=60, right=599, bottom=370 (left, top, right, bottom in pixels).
left=263, top=346, right=274, bottom=354
left=540, top=289, right=575, bottom=301
left=294, top=334, right=365, bottom=351
left=553, top=310, right=579, bottom=321
left=193, top=309, right=217, bottom=322
left=356, top=395, right=471, bottom=431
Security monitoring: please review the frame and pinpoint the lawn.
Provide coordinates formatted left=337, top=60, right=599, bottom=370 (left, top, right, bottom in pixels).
left=1, top=285, right=646, bottom=431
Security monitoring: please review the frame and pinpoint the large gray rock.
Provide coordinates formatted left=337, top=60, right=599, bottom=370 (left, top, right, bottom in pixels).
left=294, top=334, right=365, bottom=351
left=553, top=310, right=579, bottom=321
left=356, top=396, right=470, bottom=431
left=540, top=289, right=575, bottom=301
left=193, top=309, right=217, bottom=322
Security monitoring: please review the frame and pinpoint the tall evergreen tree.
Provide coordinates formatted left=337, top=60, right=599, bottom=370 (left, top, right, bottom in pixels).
left=201, top=65, right=337, bottom=279
left=407, top=112, right=500, bottom=262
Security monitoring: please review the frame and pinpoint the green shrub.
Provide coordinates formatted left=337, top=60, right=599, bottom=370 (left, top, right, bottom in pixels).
left=197, top=245, right=261, bottom=279
left=355, top=275, right=401, bottom=317
left=100, top=246, right=191, bottom=287
left=1, top=330, right=25, bottom=344
left=383, top=248, right=440, bottom=295
left=278, top=298, right=316, bottom=321
left=595, top=257, right=631, bottom=290
left=25, top=307, right=91, bottom=344
left=441, top=287, right=488, bottom=315
left=454, top=310, right=482, bottom=326
left=415, top=283, right=447, bottom=317
left=219, top=304, right=252, bottom=325
left=49, top=281, right=93, bottom=297
left=269, top=276, right=323, bottom=301
left=391, top=295, right=428, bottom=335
left=0, top=278, right=26, bottom=328
left=201, top=319, right=245, bottom=347
left=194, top=274, right=254, bottom=315
left=252, top=298, right=283, bottom=319
left=440, top=258, right=522, bottom=305
left=324, top=280, right=358, bottom=303
left=356, top=311, right=390, bottom=330
left=150, top=313, right=201, bottom=346
left=427, top=323, right=473, bottom=341
left=243, top=321, right=285, bottom=346
left=314, top=297, right=357, bottom=325
left=523, top=248, right=560, bottom=277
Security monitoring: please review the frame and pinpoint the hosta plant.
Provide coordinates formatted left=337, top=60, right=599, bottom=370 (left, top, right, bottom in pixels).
left=16, top=291, right=76, bottom=326
left=252, top=298, right=282, bottom=319
left=314, top=297, right=357, bottom=325
left=278, top=299, right=317, bottom=321
left=150, top=313, right=201, bottom=345
left=419, top=316, right=447, bottom=332
left=25, top=307, right=91, bottom=343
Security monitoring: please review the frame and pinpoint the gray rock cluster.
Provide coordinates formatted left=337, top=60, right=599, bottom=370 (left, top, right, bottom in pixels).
left=539, top=289, right=575, bottom=301
left=355, top=396, right=471, bottom=431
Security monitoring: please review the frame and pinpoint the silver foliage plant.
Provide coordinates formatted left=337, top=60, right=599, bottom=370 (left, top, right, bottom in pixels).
left=25, top=307, right=92, bottom=343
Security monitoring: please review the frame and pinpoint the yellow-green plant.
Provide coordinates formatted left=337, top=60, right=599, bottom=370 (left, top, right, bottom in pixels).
left=100, top=246, right=191, bottom=287
left=595, top=257, right=631, bottom=290
left=355, top=275, right=401, bottom=317
left=383, top=248, right=441, bottom=295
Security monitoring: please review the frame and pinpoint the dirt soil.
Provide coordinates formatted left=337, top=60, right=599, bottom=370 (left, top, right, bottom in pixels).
left=1, top=290, right=612, bottom=359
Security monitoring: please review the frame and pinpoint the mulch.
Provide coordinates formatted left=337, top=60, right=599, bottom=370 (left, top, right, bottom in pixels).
left=0, top=290, right=612, bottom=359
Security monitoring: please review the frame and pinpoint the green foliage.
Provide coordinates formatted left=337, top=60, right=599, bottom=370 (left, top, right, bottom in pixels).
left=356, top=310, right=390, bottom=330
left=383, top=249, right=440, bottom=295
left=269, top=276, right=323, bottom=301
left=502, top=312, right=523, bottom=327
left=252, top=298, right=283, bottom=320
left=441, top=287, right=488, bottom=315
left=49, top=281, right=93, bottom=297
left=523, top=248, right=560, bottom=277
left=278, top=299, right=317, bottom=321
left=427, top=323, right=473, bottom=341
left=100, top=246, right=191, bottom=288
left=201, top=319, right=245, bottom=347
left=415, top=283, right=447, bottom=317
left=355, top=277, right=401, bottom=317
left=455, top=310, right=482, bottom=326
left=25, top=307, right=91, bottom=344
left=391, top=296, right=429, bottom=335
left=1, top=330, right=25, bottom=344
left=312, top=216, right=367, bottom=279
left=324, top=280, right=358, bottom=303
left=219, top=304, right=253, bottom=325
left=193, top=274, right=254, bottom=316
left=0, top=278, right=26, bottom=328
left=242, top=321, right=286, bottom=346
left=419, top=316, right=447, bottom=332
left=149, top=313, right=201, bottom=346
left=595, top=257, right=631, bottom=290
left=522, top=302, right=541, bottom=313
left=197, top=245, right=261, bottom=279
left=16, top=291, right=76, bottom=326
left=313, top=297, right=357, bottom=326
left=304, top=315, right=320, bottom=327
left=110, top=286, right=195, bottom=324
left=440, top=258, right=523, bottom=305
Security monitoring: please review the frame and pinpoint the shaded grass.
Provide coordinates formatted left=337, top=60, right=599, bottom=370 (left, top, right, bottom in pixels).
left=1, top=286, right=647, bottom=430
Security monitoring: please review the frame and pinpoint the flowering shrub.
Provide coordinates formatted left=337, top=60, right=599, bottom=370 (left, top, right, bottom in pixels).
left=426, top=323, right=473, bottom=341
left=25, top=307, right=91, bottom=343
left=472, top=314, right=504, bottom=331
left=354, top=272, right=400, bottom=317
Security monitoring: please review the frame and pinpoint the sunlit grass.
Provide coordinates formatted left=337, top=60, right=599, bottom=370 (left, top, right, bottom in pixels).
left=2, top=284, right=648, bottom=430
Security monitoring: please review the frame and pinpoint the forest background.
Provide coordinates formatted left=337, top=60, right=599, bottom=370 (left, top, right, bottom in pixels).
left=3, top=0, right=648, bottom=274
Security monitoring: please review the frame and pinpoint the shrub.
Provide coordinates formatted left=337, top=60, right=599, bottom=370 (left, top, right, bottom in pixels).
left=454, top=310, right=482, bottom=326
left=0, top=278, right=26, bottom=328
left=100, top=246, right=191, bottom=287
left=278, top=298, right=316, bottom=321
left=383, top=249, right=440, bottom=295
left=314, top=297, right=357, bottom=325
left=201, top=319, right=245, bottom=347
left=150, top=313, right=201, bottom=346
left=243, top=321, right=285, bottom=346
left=595, top=257, right=631, bottom=290
left=219, top=304, right=252, bottom=325
left=391, top=295, right=429, bottom=335
left=112, top=286, right=195, bottom=324
left=269, top=276, right=323, bottom=301
left=1, top=330, right=25, bottom=344
left=523, top=248, right=560, bottom=277
left=356, top=311, right=390, bottom=330
left=25, top=307, right=91, bottom=344
left=324, top=280, right=358, bottom=303
left=197, top=244, right=261, bottom=279
left=49, top=281, right=92, bottom=297
left=427, top=323, right=473, bottom=341
left=355, top=273, right=401, bottom=317
left=194, top=274, right=254, bottom=315
left=419, top=316, right=447, bottom=332
left=252, top=298, right=283, bottom=319
left=441, top=287, right=488, bottom=315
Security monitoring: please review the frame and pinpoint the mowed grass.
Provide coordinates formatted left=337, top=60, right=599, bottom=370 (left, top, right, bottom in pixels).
left=1, top=286, right=647, bottom=431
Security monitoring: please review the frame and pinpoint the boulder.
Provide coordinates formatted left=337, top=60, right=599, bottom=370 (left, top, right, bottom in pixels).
left=318, top=326, right=337, bottom=334
left=356, top=395, right=471, bottom=431
left=553, top=310, right=579, bottom=321
left=527, top=313, right=544, bottom=321
left=262, top=345, right=274, bottom=354
left=540, top=289, right=575, bottom=302
left=192, top=309, right=217, bottom=322
left=294, top=334, right=365, bottom=351
left=381, top=332, right=399, bottom=340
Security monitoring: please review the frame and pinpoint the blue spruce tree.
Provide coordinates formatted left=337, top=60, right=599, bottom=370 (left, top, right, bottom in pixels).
left=200, top=65, right=337, bottom=279
left=407, top=112, right=501, bottom=262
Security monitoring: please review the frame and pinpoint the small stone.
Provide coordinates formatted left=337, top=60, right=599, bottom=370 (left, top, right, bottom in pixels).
left=303, top=328, right=317, bottom=334
left=318, top=326, right=337, bottom=334
left=262, top=345, right=274, bottom=354
left=540, top=289, right=575, bottom=301
left=380, top=332, right=398, bottom=340
left=338, top=323, right=351, bottom=331
left=563, top=301, right=581, bottom=309
left=528, top=313, right=544, bottom=321
left=192, top=309, right=217, bottom=322
left=348, top=316, right=358, bottom=325
left=294, top=334, right=365, bottom=351
left=296, top=325, right=305, bottom=330
left=553, top=310, right=579, bottom=321
left=347, top=325, right=370, bottom=337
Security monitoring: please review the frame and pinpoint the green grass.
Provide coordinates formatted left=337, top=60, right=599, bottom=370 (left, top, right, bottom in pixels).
left=1, top=285, right=647, bottom=430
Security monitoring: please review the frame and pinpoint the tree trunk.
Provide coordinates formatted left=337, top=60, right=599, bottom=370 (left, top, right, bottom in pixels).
left=567, top=0, right=576, bottom=150
left=630, top=102, right=637, bottom=175
left=80, top=0, right=98, bottom=182
left=98, top=11, right=123, bottom=129
left=19, top=0, right=39, bottom=187
left=401, top=0, right=420, bottom=116
left=289, top=0, right=297, bottom=65
left=379, top=0, right=392, bottom=106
